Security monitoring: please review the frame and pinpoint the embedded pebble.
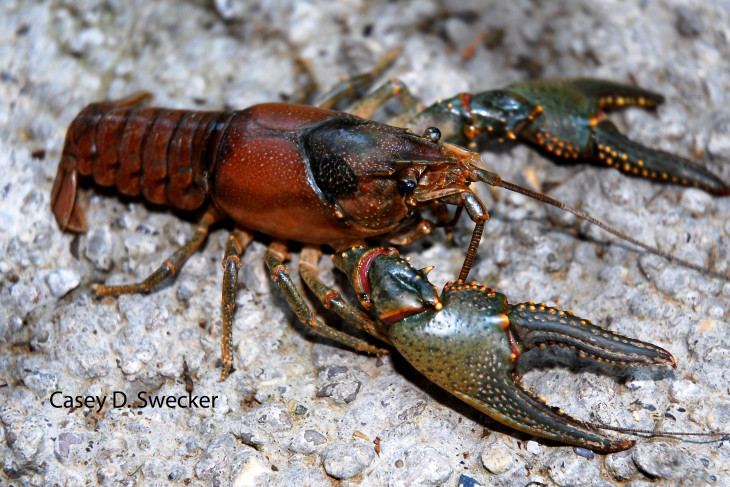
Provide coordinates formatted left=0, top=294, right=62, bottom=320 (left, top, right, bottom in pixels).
left=61, top=471, right=85, bottom=487
left=157, top=360, right=181, bottom=378
left=84, top=227, right=114, bottom=271
left=573, top=447, right=594, bottom=459
left=321, top=442, right=375, bottom=480
left=389, top=444, right=452, bottom=486
left=121, top=358, right=142, bottom=375
left=214, top=0, right=246, bottom=21
left=443, top=17, right=473, bottom=50
left=22, top=370, right=57, bottom=395
left=232, top=456, right=272, bottom=487
left=118, top=296, right=170, bottom=329
left=632, top=442, right=695, bottom=479
left=624, top=371, right=657, bottom=396
left=599, top=170, right=634, bottom=206
left=316, top=365, right=367, bottom=404
left=121, top=232, right=157, bottom=258
left=0, top=319, right=9, bottom=343
left=377, top=421, right=423, bottom=455
left=175, top=280, right=194, bottom=303
left=195, top=434, right=256, bottom=481
left=288, top=429, right=327, bottom=454
left=547, top=452, right=600, bottom=487
left=69, top=28, right=105, bottom=55
left=0, top=210, right=14, bottom=234
left=5, top=419, right=45, bottom=469
left=237, top=428, right=269, bottom=450
left=7, top=315, right=23, bottom=336
left=669, top=379, right=703, bottom=403
left=480, top=435, right=518, bottom=474
left=236, top=339, right=262, bottom=369
left=244, top=402, right=293, bottom=432
left=627, top=290, right=667, bottom=320
left=45, top=268, right=80, bottom=297
left=653, top=267, right=692, bottom=298
left=9, top=282, right=42, bottom=316
left=706, top=401, right=730, bottom=431
left=675, top=7, right=703, bottom=37
left=679, top=188, right=713, bottom=216
left=526, top=441, right=542, bottom=455
left=457, top=474, right=483, bottom=487
left=240, top=241, right=272, bottom=295
left=96, top=467, right=118, bottom=484
left=140, top=458, right=169, bottom=479
left=706, top=115, right=730, bottom=157
left=605, top=449, right=638, bottom=481
left=54, top=432, right=82, bottom=463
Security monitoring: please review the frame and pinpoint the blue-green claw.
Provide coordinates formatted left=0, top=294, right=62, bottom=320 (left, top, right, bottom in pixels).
left=411, top=78, right=729, bottom=195
left=334, top=246, right=676, bottom=452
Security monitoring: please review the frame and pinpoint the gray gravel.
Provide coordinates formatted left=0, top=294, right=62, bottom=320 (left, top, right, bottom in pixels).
left=1, top=1, right=730, bottom=486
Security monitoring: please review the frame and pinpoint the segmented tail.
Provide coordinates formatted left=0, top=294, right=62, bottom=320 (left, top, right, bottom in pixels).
left=51, top=93, right=152, bottom=232
left=50, top=93, right=235, bottom=232
left=50, top=153, right=85, bottom=231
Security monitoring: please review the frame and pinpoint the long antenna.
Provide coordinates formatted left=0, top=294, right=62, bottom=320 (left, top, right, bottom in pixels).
left=593, top=422, right=730, bottom=443
left=475, top=169, right=728, bottom=281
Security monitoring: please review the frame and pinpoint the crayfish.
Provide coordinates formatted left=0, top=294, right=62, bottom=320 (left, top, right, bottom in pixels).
left=50, top=72, right=727, bottom=450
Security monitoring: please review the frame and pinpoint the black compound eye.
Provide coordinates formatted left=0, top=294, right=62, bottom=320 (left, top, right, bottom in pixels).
left=398, top=175, right=418, bottom=194
left=422, top=127, right=441, bottom=143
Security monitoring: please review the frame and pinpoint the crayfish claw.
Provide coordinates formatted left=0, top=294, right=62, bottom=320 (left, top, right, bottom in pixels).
left=413, top=78, right=729, bottom=194
left=386, top=284, right=670, bottom=452
left=507, top=302, right=676, bottom=369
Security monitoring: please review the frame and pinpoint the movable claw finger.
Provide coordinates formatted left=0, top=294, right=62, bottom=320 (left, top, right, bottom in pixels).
left=387, top=284, right=639, bottom=452
left=592, top=120, right=730, bottom=195
left=456, top=360, right=635, bottom=453
left=508, top=302, right=676, bottom=369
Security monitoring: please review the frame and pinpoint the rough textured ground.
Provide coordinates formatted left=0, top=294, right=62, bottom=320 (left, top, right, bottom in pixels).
left=1, top=1, right=729, bottom=486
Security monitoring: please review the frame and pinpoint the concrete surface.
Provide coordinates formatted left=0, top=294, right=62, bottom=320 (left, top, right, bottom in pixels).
left=1, top=1, right=729, bottom=486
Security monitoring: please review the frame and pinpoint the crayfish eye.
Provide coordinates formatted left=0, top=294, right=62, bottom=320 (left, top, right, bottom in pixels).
left=398, top=175, right=418, bottom=194
left=422, top=127, right=441, bottom=143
